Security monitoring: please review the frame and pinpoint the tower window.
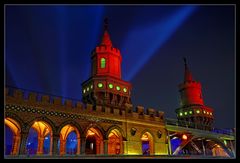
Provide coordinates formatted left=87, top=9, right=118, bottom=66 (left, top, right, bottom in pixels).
left=189, top=110, right=193, bottom=114
left=116, top=86, right=121, bottom=91
left=108, top=83, right=113, bottom=89
left=98, top=83, right=103, bottom=88
left=100, top=58, right=106, bottom=68
left=196, top=110, right=200, bottom=114
left=123, top=88, right=127, bottom=93
left=179, top=112, right=183, bottom=116
left=184, top=112, right=188, bottom=115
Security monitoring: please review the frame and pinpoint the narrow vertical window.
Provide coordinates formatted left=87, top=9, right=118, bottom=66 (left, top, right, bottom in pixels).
left=101, top=58, right=106, bottom=68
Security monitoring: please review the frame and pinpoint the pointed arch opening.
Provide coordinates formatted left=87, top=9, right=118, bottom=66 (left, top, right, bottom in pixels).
left=108, top=129, right=123, bottom=155
left=85, top=127, right=104, bottom=155
left=141, top=132, right=154, bottom=155
left=59, top=124, right=80, bottom=155
left=4, top=118, right=21, bottom=155
left=26, top=121, right=53, bottom=155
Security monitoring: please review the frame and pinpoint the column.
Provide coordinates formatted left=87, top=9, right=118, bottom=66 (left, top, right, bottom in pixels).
left=19, top=132, right=28, bottom=155
left=120, top=140, right=124, bottom=154
left=11, top=135, right=20, bottom=155
left=123, top=140, right=128, bottom=155
left=60, top=140, right=66, bottom=155
left=37, top=137, right=44, bottom=155
left=52, top=135, right=59, bottom=156
left=96, top=139, right=100, bottom=154
left=77, top=137, right=81, bottom=155
left=104, top=139, right=108, bottom=155
left=80, top=137, right=86, bottom=155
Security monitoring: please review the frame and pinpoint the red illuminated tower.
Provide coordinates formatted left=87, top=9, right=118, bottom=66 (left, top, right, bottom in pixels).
left=175, top=58, right=214, bottom=130
left=81, top=18, right=132, bottom=109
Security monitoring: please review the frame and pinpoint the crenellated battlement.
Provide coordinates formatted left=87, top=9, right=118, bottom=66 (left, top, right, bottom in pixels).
left=95, top=45, right=121, bottom=56
left=5, top=87, right=165, bottom=124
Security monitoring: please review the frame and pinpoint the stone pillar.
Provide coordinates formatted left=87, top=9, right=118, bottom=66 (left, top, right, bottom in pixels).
left=11, top=135, right=20, bottom=155
left=96, top=139, right=100, bottom=154
left=19, top=132, right=28, bottom=155
left=120, top=140, right=124, bottom=154
left=123, top=140, right=128, bottom=155
left=52, top=135, right=59, bottom=156
left=77, top=137, right=81, bottom=154
left=100, top=140, right=104, bottom=154
left=80, top=137, right=86, bottom=155
left=37, top=137, right=44, bottom=155
left=60, top=139, right=66, bottom=155
left=104, top=139, right=108, bottom=155
left=49, top=136, right=53, bottom=155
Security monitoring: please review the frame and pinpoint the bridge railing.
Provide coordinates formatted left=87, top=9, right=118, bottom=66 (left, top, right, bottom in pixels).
left=165, top=118, right=234, bottom=136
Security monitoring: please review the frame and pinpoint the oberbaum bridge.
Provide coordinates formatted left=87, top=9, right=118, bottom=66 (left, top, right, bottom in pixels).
left=4, top=19, right=235, bottom=158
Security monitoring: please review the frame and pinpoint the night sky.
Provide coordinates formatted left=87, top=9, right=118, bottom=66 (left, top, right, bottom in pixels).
left=5, top=5, right=235, bottom=129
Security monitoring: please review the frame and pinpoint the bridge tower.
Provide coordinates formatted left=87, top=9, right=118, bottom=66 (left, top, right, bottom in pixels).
left=175, top=58, right=214, bottom=130
left=81, top=18, right=132, bottom=109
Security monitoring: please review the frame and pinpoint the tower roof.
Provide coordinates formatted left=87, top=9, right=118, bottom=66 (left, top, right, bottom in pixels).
left=100, top=18, right=113, bottom=47
left=183, top=57, right=193, bottom=82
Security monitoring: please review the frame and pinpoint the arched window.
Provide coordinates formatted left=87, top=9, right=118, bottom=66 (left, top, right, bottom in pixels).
left=100, top=58, right=106, bottom=68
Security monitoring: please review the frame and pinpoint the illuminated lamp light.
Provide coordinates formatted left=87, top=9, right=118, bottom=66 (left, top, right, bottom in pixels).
left=189, top=111, right=193, bottom=114
left=196, top=110, right=200, bottom=114
left=98, top=83, right=103, bottom=88
left=210, top=113, right=212, bottom=115
left=182, top=134, right=188, bottom=140
left=87, top=87, right=89, bottom=91
left=179, top=112, right=183, bottom=116
left=123, top=88, right=127, bottom=93
left=90, top=85, right=93, bottom=89
left=184, top=112, right=188, bottom=115
left=216, top=145, right=220, bottom=148
left=34, top=122, right=38, bottom=125
left=203, top=110, right=206, bottom=114
left=83, top=89, right=86, bottom=93
left=45, top=137, right=48, bottom=140
left=116, top=86, right=121, bottom=91
left=108, top=83, right=113, bottom=89
left=207, top=112, right=209, bottom=115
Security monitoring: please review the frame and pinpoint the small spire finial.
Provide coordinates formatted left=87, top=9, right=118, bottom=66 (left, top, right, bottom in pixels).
left=104, top=17, right=109, bottom=31
left=183, top=57, right=187, bottom=66
left=182, top=57, right=193, bottom=82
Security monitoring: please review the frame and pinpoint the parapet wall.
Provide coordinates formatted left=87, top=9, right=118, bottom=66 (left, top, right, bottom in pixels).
left=94, top=45, right=121, bottom=56
left=5, top=87, right=165, bottom=125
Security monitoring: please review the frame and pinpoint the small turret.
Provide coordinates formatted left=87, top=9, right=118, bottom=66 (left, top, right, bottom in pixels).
left=175, top=58, right=214, bottom=130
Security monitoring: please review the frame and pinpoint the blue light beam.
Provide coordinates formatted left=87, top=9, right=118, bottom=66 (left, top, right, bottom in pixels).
left=121, top=6, right=198, bottom=81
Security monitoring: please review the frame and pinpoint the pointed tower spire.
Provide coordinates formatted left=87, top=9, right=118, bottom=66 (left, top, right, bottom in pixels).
left=183, top=57, right=193, bottom=82
left=101, top=17, right=112, bottom=46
